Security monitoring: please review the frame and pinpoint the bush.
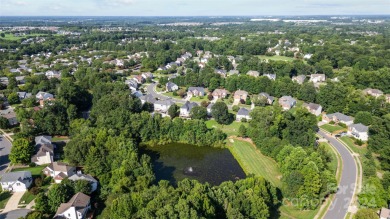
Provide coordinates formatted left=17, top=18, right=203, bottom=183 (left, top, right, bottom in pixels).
left=232, top=105, right=240, bottom=112
left=338, top=123, right=347, bottom=128
left=207, top=94, right=213, bottom=101
left=356, top=139, right=363, bottom=146
left=34, top=178, right=43, bottom=187
left=29, top=187, right=41, bottom=195
left=329, top=121, right=335, bottom=125
left=241, top=118, right=247, bottom=123
left=172, top=91, right=178, bottom=96
left=29, top=162, right=37, bottom=167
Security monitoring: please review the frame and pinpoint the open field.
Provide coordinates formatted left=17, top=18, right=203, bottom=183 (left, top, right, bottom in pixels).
left=227, top=139, right=281, bottom=187
left=2, top=33, right=48, bottom=41
left=258, top=55, right=296, bottom=62
left=206, top=120, right=248, bottom=137
left=320, top=124, right=346, bottom=134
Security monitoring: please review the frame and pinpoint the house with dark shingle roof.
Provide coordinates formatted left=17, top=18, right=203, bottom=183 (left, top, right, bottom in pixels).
left=323, top=112, right=354, bottom=126
left=180, top=101, right=198, bottom=117
left=348, top=123, right=369, bottom=141
left=259, top=92, right=274, bottom=105
left=236, top=108, right=251, bottom=121
left=54, top=192, right=91, bottom=219
left=278, top=96, right=296, bottom=110
left=0, top=171, right=32, bottom=192
left=187, top=87, right=206, bottom=97
left=31, top=136, right=54, bottom=165
left=69, top=173, right=98, bottom=193
left=303, top=103, right=322, bottom=116
left=166, top=82, right=179, bottom=92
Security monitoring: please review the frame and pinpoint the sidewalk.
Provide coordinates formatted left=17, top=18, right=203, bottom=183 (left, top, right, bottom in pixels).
left=2, top=192, right=24, bottom=213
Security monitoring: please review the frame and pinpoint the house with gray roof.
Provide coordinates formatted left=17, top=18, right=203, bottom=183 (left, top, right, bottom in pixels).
left=263, top=73, right=276, bottom=81
left=247, top=70, right=260, bottom=77
left=236, top=108, right=251, bottom=121
left=292, top=75, right=306, bottom=84
left=363, top=88, right=384, bottom=98
left=69, top=173, right=98, bottom=193
left=323, top=112, right=354, bottom=126
left=154, top=99, right=175, bottom=113
left=348, top=123, right=369, bottom=141
left=43, top=162, right=76, bottom=183
left=36, top=91, right=54, bottom=100
left=17, top=92, right=32, bottom=100
left=180, top=101, right=198, bottom=118
left=32, top=136, right=54, bottom=165
left=166, top=82, right=179, bottom=92
left=309, top=74, right=326, bottom=83
left=259, top=92, right=274, bottom=105
left=0, top=171, right=32, bottom=192
left=139, top=94, right=157, bottom=105
left=303, top=103, right=322, bottom=116
left=278, top=96, right=297, bottom=110
left=187, top=87, right=206, bottom=97
left=54, top=192, right=91, bottom=219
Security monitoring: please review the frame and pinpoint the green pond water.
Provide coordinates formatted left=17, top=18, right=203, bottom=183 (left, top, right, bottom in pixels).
left=141, top=143, right=246, bottom=186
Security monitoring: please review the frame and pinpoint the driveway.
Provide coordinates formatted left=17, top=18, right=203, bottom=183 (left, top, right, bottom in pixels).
left=0, top=135, right=12, bottom=176
left=0, top=209, right=31, bottom=219
left=318, top=130, right=357, bottom=219
left=2, top=192, right=24, bottom=213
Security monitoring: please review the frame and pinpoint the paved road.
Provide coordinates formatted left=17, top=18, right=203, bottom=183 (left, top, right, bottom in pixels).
left=0, top=209, right=31, bottom=219
left=0, top=135, right=12, bottom=176
left=318, top=130, right=357, bottom=219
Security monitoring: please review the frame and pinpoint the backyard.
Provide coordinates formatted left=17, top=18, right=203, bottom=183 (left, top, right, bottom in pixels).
left=11, top=165, right=47, bottom=177
left=205, top=120, right=248, bottom=137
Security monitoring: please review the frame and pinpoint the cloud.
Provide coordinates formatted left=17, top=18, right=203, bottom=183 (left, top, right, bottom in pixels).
left=101, top=0, right=136, bottom=7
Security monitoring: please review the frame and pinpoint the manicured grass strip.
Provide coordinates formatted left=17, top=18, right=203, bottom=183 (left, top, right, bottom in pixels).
left=279, top=205, right=319, bottom=219
left=320, top=124, right=346, bottom=134
left=0, top=192, right=12, bottom=209
left=19, top=191, right=35, bottom=205
left=12, top=165, right=46, bottom=177
left=227, top=139, right=281, bottom=187
left=206, top=120, right=248, bottom=137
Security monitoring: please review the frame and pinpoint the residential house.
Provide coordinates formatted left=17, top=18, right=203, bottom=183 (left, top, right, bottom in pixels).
left=215, top=69, right=227, bottom=78
left=15, top=76, right=25, bottom=84
left=17, top=92, right=32, bottom=100
left=0, top=77, right=9, bottom=85
left=132, top=75, right=145, bottom=84
left=166, top=62, right=178, bottom=69
left=259, top=92, right=274, bottom=105
left=247, top=70, right=260, bottom=77
left=166, top=82, right=179, bottom=92
left=207, top=103, right=214, bottom=116
left=379, top=207, right=390, bottom=219
left=309, top=74, right=326, bottom=83
left=43, top=162, right=76, bottom=183
left=139, top=94, right=157, bottom=105
left=348, top=123, right=369, bottom=141
left=278, top=96, right=297, bottom=110
left=233, top=90, right=249, bottom=104
left=126, top=80, right=138, bottom=91
left=322, top=112, right=354, bottom=126
left=228, top=70, right=239, bottom=76
left=2, top=111, right=18, bottom=126
left=131, top=90, right=143, bottom=98
left=0, top=171, right=32, bottom=192
left=36, top=91, right=54, bottom=100
left=154, top=99, right=175, bottom=113
left=263, top=73, right=276, bottom=80
left=141, top=72, right=153, bottom=80
left=363, top=88, right=384, bottom=98
left=68, top=173, right=98, bottom=193
left=303, top=103, right=323, bottom=116
left=236, top=108, right=251, bottom=121
left=303, top=54, right=313, bottom=59
left=292, top=75, right=306, bottom=84
left=45, top=70, right=61, bottom=79
left=31, top=136, right=54, bottom=165
left=187, top=87, right=206, bottom=97
left=212, top=89, right=229, bottom=100
left=54, top=192, right=91, bottom=219
left=180, top=101, right=198, bottom=117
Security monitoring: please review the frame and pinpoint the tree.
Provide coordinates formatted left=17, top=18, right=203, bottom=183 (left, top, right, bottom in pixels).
left=0, top=117, right=10, bottom=129
left=354, top=111, right=372, bottom=125
left=211, top=102, right=232, bottom=125
left=73, top=180, right=92, bottom=194
left=25, top=211, right=45, bottom=219
left=34, top=193, right=50, bottom=214
left=47, top=183, right=72, bottom=212
left=7, top=92, right=20, bottom=105
left=9, top=138, right=33, bottom=164
left=238, top=125, right=247, bottom=137
left=168, top=104, right=179, bottom=118
left=190, top=106, right=208, bottom=120
left=245, top=96, right=252, bottom=105
left=354, top=209, right=378, bottom=219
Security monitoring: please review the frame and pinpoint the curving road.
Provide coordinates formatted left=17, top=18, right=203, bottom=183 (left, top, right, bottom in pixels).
left=318, top=130, right=357, bottom=219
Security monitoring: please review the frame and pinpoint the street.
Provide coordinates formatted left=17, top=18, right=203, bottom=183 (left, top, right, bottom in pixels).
left=0, top=135, right=12, bottom=176
left=318, top=130, right=357, bottom=219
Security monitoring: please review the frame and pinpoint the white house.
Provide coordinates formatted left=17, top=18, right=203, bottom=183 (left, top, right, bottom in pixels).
left=236, top=108, right=251, bottom=121
left=31, top=135, right=54, bottom=165
left=263, top=73, right=276, bottom=80
left=0, top=171, right=32, bottom=192
left=166, top=82, right=179, bottom=92
left=43, top=162, right=76, bottom=183
left=154, top=99, right=175, bottom=113
left=68, top=173, right=98, bottom=193
left=348, top=123, right=369, bottom=141
left=54, top=192, right=91, bottom=219
left=180, top=101, right=198, bottom=117
left=309, top=74, right=326, bottom=83
left=247, top=70, right=260, bottom=77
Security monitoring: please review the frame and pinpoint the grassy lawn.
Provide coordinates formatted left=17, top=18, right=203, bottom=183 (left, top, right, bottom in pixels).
left=52, top=136, right=69, bottom=142
left=190, top=96, right=208, bottom=102
left=340, top=136, right=367, bottom=155
left=2, top=33, right=46, bottom=41
left=258, top=55, right=295, bottom=62
left=12, top=165, right=46, bottom=177
left=18, top=191, right=35, bottom=205
left=206, top=120, right=248, bottom=137
left=0, top=192, right=12, bottom=209
left=279, top=205, right=319, bottom=219
left=227, top=139, right=281, bottom=187
left=320, top=124, right=346, bottom=134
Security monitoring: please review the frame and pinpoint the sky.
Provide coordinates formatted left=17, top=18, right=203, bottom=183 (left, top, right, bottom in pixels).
left=0, top=0, right=389, bottom=16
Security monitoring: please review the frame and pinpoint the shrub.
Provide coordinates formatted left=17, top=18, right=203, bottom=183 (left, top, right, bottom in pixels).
left=356, top=139, right=363, bottom=146
left=35, top=178, right=43, bottom=187
left=241, top=118, right=247, bottom=123
left=29, top=162, right=37, bottom=167
left=329, top=121, right=335, bottom=125
left=232, top=105, right=240, bottom=112
left=172, top=91, right=178, bottom=96
left=339, top=123, right=347, bottom=128
left=29, top=187, right=41, bottom=195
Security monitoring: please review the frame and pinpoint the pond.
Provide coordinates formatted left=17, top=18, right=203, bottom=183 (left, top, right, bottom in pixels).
left=141, top=143, right=246, bottom=186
